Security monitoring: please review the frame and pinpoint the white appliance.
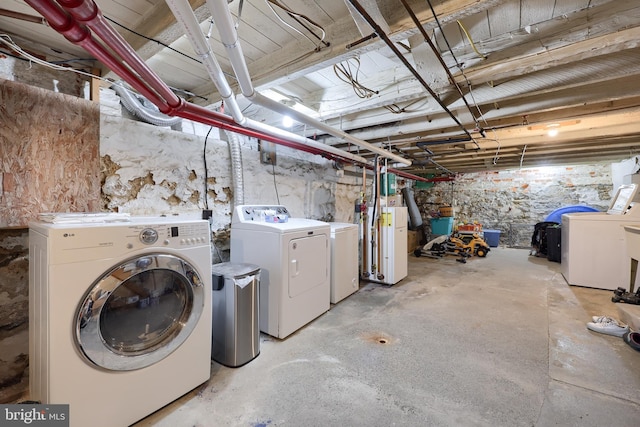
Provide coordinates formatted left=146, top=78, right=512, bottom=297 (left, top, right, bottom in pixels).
left=624, top=225, right=640, bottom=292
left=562, top=184, right=640, bottom=290
left=329, top=223, right=359, bottom=304
left=230, top=205, right=330, bottom=339
left=363, top=206, right=408, bottom=285
left=29, top=217, right=212, bottom=427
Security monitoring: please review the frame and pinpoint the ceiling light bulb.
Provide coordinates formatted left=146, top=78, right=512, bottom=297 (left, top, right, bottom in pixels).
left=547, top=128, right=558, bottom=137
left=282, top=116, right=293, bottom=128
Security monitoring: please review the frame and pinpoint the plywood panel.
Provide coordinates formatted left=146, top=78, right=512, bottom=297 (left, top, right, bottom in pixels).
left=0, top=79, right=101, bottom=227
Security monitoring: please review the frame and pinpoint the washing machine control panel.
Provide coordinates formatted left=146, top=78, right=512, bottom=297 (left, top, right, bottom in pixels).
left=130, top=221, right=210, bottom=247
left=139, top=228, right=159, bottom=244
left=237, top=205, right=290, bottom=223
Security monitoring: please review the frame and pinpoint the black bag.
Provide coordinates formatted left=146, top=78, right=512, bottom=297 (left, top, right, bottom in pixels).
left=531, top=221, right=559, bottom=256
left=545, top=225, right=561, bottom=262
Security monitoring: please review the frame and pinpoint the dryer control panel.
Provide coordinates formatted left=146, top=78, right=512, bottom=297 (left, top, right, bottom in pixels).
left=235, top=205, right=290, bottom=223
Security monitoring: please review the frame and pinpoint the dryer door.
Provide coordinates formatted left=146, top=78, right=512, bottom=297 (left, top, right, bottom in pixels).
left=75, top=253, right=205, bottom=371
left=288, top=234, right=328, bottom=298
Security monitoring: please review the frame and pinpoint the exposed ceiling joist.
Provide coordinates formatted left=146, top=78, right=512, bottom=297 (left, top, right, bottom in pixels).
left=2, top=0, right=639, bottom=175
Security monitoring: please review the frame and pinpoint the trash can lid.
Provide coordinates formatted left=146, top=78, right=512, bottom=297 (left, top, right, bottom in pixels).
left=211, top=262, right=260, bottom=278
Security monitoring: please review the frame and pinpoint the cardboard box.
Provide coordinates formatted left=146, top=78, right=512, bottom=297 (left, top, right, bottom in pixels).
left=407, top=230, right=420, bottom=252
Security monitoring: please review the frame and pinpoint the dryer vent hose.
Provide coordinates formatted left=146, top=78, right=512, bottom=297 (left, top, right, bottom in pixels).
left=402, top=187, right=423, bottom=231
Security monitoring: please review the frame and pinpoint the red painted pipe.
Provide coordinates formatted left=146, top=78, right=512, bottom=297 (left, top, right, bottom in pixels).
left=25, top=0, right=429, bottom=179
left=55, top=0, right=181, bottom=113
left=25, top=0, right=365, bottom=164
left=24, top=0, right=173, bottom=111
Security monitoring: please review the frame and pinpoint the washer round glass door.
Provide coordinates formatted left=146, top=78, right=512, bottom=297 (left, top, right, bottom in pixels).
left=76, top=253, right=205, bottom=371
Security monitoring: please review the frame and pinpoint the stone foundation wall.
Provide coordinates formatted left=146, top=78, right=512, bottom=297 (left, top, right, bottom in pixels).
left=99, top=111, right=360, bottom=261
left=0, top=229, right=29, bottom=403
left=413, top=165, right=613, bottom=247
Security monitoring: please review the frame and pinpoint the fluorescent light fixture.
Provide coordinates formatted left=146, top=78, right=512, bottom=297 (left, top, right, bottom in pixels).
left=282, top=115, right=293, bottom=127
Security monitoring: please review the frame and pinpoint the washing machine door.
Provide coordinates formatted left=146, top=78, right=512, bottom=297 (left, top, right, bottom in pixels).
left=75, top=253, right=205, bottom=371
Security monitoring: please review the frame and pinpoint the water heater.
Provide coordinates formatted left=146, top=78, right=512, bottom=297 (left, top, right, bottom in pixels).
left=362, top=206, right=408, bottom=285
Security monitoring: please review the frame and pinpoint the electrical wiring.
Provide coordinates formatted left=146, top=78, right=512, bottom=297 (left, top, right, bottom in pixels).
left=490, top=129, right=501, bottom=165
left=424, top=0, right=506, bottom=165
left=104, top=16, right=202, bottom=64
left=456, top=20, right=488, bottom=60
left=477, top=135, right=503, bottom=166
left=0, top=34, right=109, bottom=82
left=384, top=103, right=404, bottom=114
left=271, top=157, right=280, bottom=205
left=2, top=34, right=210, bottom=103
left=425, top=1, right=489, bottom=125
left=347, top=1, right=474, bottom=153
left=333, top=57, right=378, bottom=99
left=383, top=97, right=428, bottom=114
left=203, top=126, right=213, bottom=210
left=265, top=0, right=328, bottom=50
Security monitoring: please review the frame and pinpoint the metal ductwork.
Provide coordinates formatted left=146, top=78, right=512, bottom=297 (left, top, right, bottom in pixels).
left=111, top=82, right=183, bottom=127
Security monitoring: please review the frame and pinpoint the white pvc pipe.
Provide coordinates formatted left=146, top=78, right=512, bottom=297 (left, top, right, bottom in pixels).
left=205, top=0, right=254, bottom=96
left=250, top=92, right=409, bottom=164
left=165, top=0, right=242, bottom=121
left=205, top=0, right=412, bottom=166
left=166, top=0, right=367, bottom=164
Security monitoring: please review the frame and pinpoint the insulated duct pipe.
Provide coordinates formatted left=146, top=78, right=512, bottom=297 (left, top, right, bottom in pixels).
left=111, top=82, right=183, bottom=127
left=25, top=0, right=375, bottom=168
left=165, top=0, right=368, bottom=165
left=205, top=0, right=412, bottom=166
left=224, top=129, right=245, bottom=207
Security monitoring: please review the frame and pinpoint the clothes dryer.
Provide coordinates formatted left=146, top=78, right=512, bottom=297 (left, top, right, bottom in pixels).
left=29, top=216, right=212, bottom=427
left=329, top=223, right=359, bottom=304
left=230, top=205, right=330, bottom=339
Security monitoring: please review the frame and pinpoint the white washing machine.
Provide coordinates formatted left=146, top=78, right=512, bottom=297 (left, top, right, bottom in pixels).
left=230, top=205, right=330, bottom=339
left=29, top=216, right=212, bottom=427
left=562, top=183, right=640, bottom=290
left=562, top=212, right=640, bottom=290
left=329, top=223, right=359, bottom=304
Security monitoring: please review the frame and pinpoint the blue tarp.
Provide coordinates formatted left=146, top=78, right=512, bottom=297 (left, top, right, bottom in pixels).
left=544, top=205, right=600, bottom=223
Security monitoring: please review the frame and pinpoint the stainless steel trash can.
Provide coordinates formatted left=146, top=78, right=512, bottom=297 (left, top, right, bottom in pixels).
left=211, top=262, right=260, bottom=367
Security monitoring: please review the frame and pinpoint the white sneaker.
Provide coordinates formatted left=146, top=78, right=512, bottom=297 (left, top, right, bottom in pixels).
left=591, top=315, right=619, bottom=324
left=586, top=319, right=629, bottom=337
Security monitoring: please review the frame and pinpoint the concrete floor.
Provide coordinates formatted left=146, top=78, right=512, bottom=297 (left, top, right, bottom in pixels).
left=136, top=248, right=640, bottom=427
